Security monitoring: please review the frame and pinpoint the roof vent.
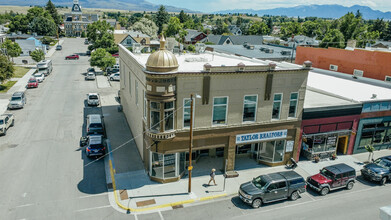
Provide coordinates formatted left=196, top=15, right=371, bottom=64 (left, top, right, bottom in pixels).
left=269, top=62, right=276, bottom=70
left=303, top=60, right=312, bottom=69
left=371, top=94, right=377, bottom=99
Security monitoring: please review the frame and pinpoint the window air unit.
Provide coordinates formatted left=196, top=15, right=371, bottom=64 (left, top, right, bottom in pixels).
left=329, top=64, right=338, bottom=71
left=353, top=69, right=364, bottom=77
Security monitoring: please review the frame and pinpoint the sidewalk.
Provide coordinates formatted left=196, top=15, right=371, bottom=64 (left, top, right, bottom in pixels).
left=100, top=95, right=391, bottom=214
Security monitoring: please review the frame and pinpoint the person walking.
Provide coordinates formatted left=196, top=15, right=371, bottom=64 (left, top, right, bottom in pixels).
left=208, top=168, right=217, bottom=186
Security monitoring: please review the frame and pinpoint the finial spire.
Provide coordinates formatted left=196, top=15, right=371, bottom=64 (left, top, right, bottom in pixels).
left=160, top=34, right=166, bottom=50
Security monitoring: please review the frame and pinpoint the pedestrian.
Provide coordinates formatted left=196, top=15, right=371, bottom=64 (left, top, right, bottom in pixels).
left=208, top=168, right=217, bottom=186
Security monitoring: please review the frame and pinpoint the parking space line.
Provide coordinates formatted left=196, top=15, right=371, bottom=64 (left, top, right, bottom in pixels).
left=75, top=205, right=112, bottom=212
left=78, top=193, right=108, bottom=199
left=158, top=210, right=164, bottom=220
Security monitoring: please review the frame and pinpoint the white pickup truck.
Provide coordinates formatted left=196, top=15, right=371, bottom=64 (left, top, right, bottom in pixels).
left=0, top=114, right=14, bottom=136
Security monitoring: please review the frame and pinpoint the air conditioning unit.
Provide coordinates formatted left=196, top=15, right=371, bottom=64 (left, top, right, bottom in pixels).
left=329, top=64, right=338, bottom=71
left=353, top=69, right=364, bottom=77
left=385, top=76, right=391, bottom=83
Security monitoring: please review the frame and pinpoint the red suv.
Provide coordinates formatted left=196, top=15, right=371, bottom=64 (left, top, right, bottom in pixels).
left=65, top=54, right=79, bottom=60
left=27, top=77, right=39, bottom=88
left=111, top=52, right=119, bottom=57
left=307, top=163, right=356, bottom=196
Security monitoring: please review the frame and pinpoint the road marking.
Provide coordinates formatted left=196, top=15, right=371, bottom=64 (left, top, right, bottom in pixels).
left=22, top=193, right=27, bottom=198
left=134, top=214, right=138, bottom=220
left=15, top=203, right=33, bottom=208
left=158, top=210, right=164, bottom=220
left=303, top=192, right=316, bottom=201
left=75, top=205, right=112, bottom=212
left=78, top=193, right=107, bottom=199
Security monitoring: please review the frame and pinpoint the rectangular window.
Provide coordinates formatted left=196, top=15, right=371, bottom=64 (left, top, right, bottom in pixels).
left=135, top=80, right=138, bottom=105
left=150, top=102, right=160, bottom=132
left=183, top=98, right=192, bottom=128
left=128, top=72, right=131, bottom=95
left=126, top=38, right=132, bottom=45
left=143, top=91, right=147, bottom=120
left=164, top=101, right=174, bottom=131
left=243, top=95, right=257, bottom=122
left=212, top=97, right=228, bottom=125
left=288, top=93, right=298, bottom=118
left=272, top=94, right=282, bottom=120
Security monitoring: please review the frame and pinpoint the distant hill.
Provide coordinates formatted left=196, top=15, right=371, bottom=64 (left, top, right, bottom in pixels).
left=215, top=4, right=391, bottom=20
left=0, top=0, right=197, bottom=13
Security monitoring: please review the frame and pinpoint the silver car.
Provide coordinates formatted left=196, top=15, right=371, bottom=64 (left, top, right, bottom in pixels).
left=87, top=93, right=100, bottom=106
left=8, top=91, right=26, bottom=110
left=33, top=72, right=45, bottom=82
left=85, top=72, right=96, bottom=80
left=109, top=72, right=120, bottom=81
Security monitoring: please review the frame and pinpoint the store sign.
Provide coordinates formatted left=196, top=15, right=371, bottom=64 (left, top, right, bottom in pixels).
left=236, top=129, right=288, bottom=144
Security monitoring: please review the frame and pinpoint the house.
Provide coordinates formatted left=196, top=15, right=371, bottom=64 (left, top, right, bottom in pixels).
left=118, top=36, right=311, bottom=183
left=15, top=37, right=47, bottom=56
left=6, top=32, right=44, bottom=42
left=287, top=35, right=319, bottom=47
left=228, top=25, right=242, bottom=35
left=295, top=46, right=391, bottom=82
left=206, top=35, right=263, bottom=45
left=103, top=19, right=116, bottom=28
left=183, top=29, right=207, bottom=45
left=64, top=0, right=99, bottom=37
left=114, top=30, right=151, bottom=52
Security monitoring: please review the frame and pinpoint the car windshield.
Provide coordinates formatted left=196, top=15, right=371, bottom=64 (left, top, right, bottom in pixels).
left=374, top=158, right=391, bottom=169
left=90, top=123, right=102, bottom=128
left=88, top=73, right=94, bottom=76
left=11, top=97, right=21, bottom=101
left=252, top=176, right=268, bottom=190
left=89, top=95, right=98, bottom=99
left=38, top=68, right=47, bottom=71
left=0, top=120, right=3, bottom=125
left=320, top=168, right=334, bottom=178
left=34, top=73, right=42, bottom=77
left=29, top=79, right=36, bottom=83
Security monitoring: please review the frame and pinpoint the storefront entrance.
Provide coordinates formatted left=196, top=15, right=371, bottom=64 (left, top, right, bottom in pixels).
left=337, top=136, right=348, bottom=154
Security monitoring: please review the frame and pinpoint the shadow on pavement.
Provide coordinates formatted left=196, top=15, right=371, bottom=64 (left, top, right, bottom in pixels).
left=77, top=104, right=107, bottom=194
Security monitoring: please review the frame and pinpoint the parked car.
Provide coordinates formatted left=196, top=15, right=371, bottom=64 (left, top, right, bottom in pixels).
left=0, top=114, right=14, bottom=136
left=8, top=91, right=26, bottom=109
left=239, top=171, right=306, bottom=208
left=85, top=72, right=96, bottom=80
left=65, top=54, right=79, bottom=60
left=106, top=64, right=119, bottom=73
left=361, top=156, right=391, bottom=185
left=33, top=72, right=45, bottom=82
left=307, top=163, right=356, bottom=196
left=27, top=77, right=38, bottom=89
left=56, top=45, right=62, bottom=50
left=109, top=72, right=120, bottom=81
left=86, top=50, right=91, bottom=56
left=112, top=52, right=119, bottom=57
left=87, top=93, right=100, bottom=106
left=82, top=135, right=106, bottom=157
left=86, top=114, right=105, bottom=136
left=84, top=39, right=89, bottom=45
left=87, top=67, right=95, bottom=73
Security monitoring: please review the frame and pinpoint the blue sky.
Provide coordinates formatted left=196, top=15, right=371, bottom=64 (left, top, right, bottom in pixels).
left=146, top=0, right=391, bottom=13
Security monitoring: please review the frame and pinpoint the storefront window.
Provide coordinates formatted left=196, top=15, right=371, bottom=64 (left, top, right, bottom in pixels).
left=150, top=152, right=185, bottom=180
left=258, top=140, right=285, bottom=163
left=164, top=101, right=174, bottom=131
left=359, top=122, right=391, bottom=146
left=150, top=102, right=160, bottom=132
left=243, top=95, right=257, bottom=122
left=213, top=97, right=228, bottom=125
left=274, top=140, right=285, bottom=162
left=179, top=152, right=185, bottom=174
left=163, top=154, right=176, bottom=178
left=151, top=152, right=163, bottom=179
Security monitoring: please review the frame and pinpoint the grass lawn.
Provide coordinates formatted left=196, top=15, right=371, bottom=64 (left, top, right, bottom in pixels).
left=13, top=66, right=31, bottom=78
left=50, top=40, right=58, bottom=46
left=0, top=81, right=17, bottom=93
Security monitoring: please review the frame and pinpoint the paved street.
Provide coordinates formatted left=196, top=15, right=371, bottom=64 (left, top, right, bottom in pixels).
left=0, top=37, right=391, bottom=220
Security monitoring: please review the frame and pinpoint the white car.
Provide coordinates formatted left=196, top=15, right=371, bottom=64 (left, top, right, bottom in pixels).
left=109, top=73, right=120, bottom=81
left=87, top=93, right=100, bottom=106
left=85, top=72, right=96, bottom=80
left=33, top=72, right=45, bottom=82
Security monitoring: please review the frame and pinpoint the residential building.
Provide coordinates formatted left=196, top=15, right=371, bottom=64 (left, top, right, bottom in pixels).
left=15, top=37, right=47, bottom=56
left=295, top=46, right=391, bottom=82
left=6, top=32, right=44, bottom=42
left=206, top=35, right=263, bottom=45
left=286, top=35, right=319, bottom=47
left=114, top=30, right=151, bottom=52
left=183, top=29, right=207, bottom=45
left=118, top=36, right=311, bottom=183
left=228, top=25, right=242, bottom=35
left=64, top=0, right=99, bottom=37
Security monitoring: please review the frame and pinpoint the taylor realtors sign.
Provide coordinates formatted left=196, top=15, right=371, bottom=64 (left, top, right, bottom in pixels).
left=236, top=129, right=288, bottom=144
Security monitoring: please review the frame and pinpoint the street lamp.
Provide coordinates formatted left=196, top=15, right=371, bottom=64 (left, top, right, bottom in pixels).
left=188, top=93, right=201, bottom=193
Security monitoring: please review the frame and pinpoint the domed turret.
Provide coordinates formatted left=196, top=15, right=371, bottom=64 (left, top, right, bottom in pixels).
left=146, top=35, right=179, bottom=72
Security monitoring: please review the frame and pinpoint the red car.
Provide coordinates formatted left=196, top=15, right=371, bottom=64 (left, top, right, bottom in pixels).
left=27, top=77, right=38, bottom=88
left=111, top=53, right=119, bottom=57
left=65, top=54, right=79, bottom=60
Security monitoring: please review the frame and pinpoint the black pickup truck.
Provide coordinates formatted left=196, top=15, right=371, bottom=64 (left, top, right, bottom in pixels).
left=239, top=171, right=306, bottom=208
left=361, top=156, right=391, bottom=185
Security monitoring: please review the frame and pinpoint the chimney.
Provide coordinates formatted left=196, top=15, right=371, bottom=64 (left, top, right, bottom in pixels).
left=303, top=60, right=312, bottom=69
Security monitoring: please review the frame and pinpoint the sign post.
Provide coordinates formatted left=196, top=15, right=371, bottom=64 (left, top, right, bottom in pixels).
left=223, top=159, right=227, bottom=192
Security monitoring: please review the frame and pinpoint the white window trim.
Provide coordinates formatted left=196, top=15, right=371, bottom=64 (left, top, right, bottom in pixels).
left=288, top=92, right=298, bottom=119
left=212, top=96, right=229, bottom=126
left=164, top=101, right=175, bottom=131
left=143, top=90, right=147, bottom=120
left=128, top=71, right=131, bottom=95
left=329, top=64, right=338, bottom=71
left=353, top=69, right=364, bottom=77
left=183, top=98, right=195, bottom=129
left=272, top=93, right=283, bottom=120
left=135, top=80, right=138, bottom=106
left=242, top=94, right=258, bottom=123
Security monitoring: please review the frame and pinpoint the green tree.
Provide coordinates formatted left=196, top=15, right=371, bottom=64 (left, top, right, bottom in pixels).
left=45, top=0, right=61, bottom=26
left=383, top=22, right=391, bottom=41
left=178, top=10, right=188, bottom=23
left=248, top=21, right=270, bottom=35
left=30, top=49, right=45, bottom=62
left=41, top=36, right=54, bottom=45
left=132, top=18, right=158, bottom=39
left=29, top=16, right=57, bottom=36
left=356, top=30, right=380, bottom=48
left=90, top=48, right=116, bottom=71
left=87, top=20, right=114, bottom=50
left=8, top=14, right=29, bottom=33
left=165, top=17, right=182, bottom=37
left=155, top=5, right=169, bottom=34
left=320, top=29, right=345, bottom=48
left=0, top=54, right=14, bottom=83
left=27, top=6, right=52, bottom=22
left=370, top=18, right=386, bottom=39
left=81, top=31, right=86, bottom=38
left=1, top=39, right=22, bottom=62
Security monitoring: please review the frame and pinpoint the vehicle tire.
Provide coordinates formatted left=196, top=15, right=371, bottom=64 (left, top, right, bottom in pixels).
left=3, top=129, right=6, bottom=135
left=380, top=177, right=387, bottom=185
left=11, top=120, right=14, bottom=127
left=251, top=198, right=262, bottom=208
left=320, top=187, right=329, bottom=196
left=290, top=191, right=299, bottom=201
left=346, top=181, right=354, bottom=190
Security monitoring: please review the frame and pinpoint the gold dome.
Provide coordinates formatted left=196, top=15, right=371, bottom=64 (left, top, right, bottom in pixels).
left=146, top=35, right=179, bottom=72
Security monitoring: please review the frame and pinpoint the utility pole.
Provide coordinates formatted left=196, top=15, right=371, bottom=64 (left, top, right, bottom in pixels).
left=188, top=94, right=194, bottom=193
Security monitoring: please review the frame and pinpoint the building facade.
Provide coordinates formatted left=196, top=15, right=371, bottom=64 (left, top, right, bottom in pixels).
left=119, top=37, right=311, bottom=183
left=64, top=0, right=98, bottom=37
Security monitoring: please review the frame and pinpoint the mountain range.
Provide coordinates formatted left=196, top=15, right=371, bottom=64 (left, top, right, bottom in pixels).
left=215, top=4, right=391, bottom=20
